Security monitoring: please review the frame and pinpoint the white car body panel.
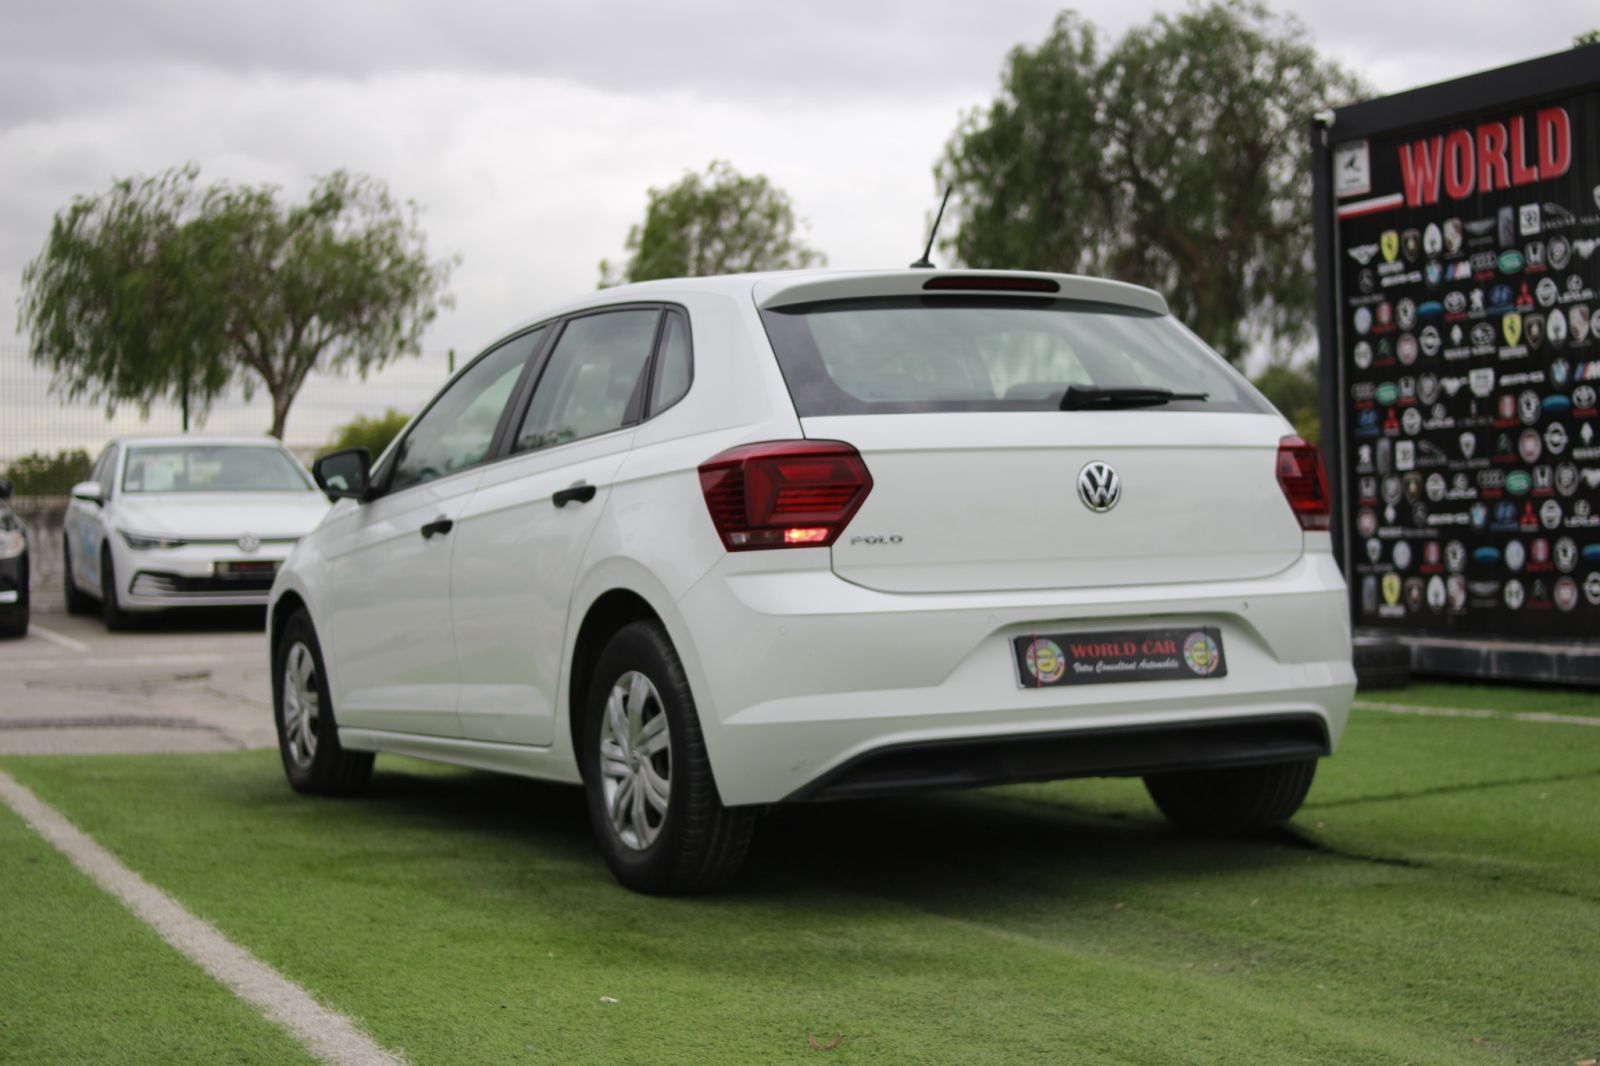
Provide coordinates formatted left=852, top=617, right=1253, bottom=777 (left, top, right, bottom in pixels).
left=272, top=270, right=1355, bottom=809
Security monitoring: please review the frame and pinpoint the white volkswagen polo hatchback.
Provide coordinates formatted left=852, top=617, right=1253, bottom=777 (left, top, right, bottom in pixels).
left=270, top=270, right=1354, bottom=894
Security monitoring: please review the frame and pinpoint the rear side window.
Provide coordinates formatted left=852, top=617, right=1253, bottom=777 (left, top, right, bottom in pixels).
left=650, top=311, right=692, bottom=414
left=760, top=296, right=1265, bottom=415
left=515, top=309, right=659, bottom=452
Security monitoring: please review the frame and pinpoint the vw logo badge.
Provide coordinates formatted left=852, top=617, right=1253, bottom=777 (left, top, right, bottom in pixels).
left=238, top=534, right=261, bottom=553
left=1077, top=461, right=1121, bottom=513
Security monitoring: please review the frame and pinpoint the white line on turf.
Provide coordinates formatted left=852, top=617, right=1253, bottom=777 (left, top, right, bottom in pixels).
left=27, top=624, right=91, bottom=653
left=1355, top=701, right=1600, bottom=728
left=0, top=770, right=405, bottom=1066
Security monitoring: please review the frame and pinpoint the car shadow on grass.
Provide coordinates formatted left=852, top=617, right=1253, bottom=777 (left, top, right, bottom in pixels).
left=346, top=764, right=1319, bottom=909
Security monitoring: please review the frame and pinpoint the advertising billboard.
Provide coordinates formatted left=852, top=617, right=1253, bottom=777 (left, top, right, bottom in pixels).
left=1314, top=46, right=1600, bottom=668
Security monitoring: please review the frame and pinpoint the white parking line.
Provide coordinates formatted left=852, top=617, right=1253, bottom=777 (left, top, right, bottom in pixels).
left=0, top=770, right=405, bottom=1066
left=27, top=625, right=91, bottom=654
left=1355, top=701, right=1600, bottom=728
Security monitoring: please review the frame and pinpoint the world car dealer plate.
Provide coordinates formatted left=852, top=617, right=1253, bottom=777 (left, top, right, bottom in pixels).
left=1012, top=627, right=1227, bottom=688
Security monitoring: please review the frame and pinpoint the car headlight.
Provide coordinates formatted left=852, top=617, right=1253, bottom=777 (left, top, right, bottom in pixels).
left=0, top=528, right=24, bottom=560
left=120, top=530, right=188, bottom=551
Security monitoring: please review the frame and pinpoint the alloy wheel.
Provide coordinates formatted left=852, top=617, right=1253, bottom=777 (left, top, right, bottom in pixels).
left=281, top=641, right=320, bottom=768
left=597, top=670, right=672, bottom=850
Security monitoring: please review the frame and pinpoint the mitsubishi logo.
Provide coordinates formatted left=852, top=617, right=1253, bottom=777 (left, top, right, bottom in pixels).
left=1077, top=461, right=1121, bottom=513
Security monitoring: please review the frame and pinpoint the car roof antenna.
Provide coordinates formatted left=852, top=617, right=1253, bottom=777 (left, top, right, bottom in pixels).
left=909, top=185, right=953, bottom=269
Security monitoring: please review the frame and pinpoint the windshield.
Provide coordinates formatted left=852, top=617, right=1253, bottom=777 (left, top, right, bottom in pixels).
left=121, top=445, right=312, bottom=494
left=760, top=296, right=1266, bottom=416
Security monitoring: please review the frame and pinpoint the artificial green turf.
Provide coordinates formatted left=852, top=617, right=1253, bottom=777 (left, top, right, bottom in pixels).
left=0, top=798, right=317, bottom=1065
left=3, top=705, right=1598, bottom=1065
left=1358, top=680, right=1600, bottom=718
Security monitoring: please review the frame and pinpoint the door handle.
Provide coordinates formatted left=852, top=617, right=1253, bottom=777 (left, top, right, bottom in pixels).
left=552, top=482, right=598, bottom=508
left=420, top=516, right=454, bottom=539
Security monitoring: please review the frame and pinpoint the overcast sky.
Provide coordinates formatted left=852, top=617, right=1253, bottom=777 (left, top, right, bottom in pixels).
left=2, top=0, right=1596, bottom=453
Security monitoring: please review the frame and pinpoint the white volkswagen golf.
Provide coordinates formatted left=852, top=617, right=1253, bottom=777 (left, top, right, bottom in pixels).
left=270, top=269, right=1355, bottom=894
left=65, top=436, right=330, bottom=628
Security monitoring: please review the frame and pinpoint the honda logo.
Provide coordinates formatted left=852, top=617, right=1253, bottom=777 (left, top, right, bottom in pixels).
left=1077, top=461, right=1121, bottom=513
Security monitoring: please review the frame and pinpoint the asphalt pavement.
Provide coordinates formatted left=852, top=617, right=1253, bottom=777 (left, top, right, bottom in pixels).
left=0, top=600, right=276, bottom=755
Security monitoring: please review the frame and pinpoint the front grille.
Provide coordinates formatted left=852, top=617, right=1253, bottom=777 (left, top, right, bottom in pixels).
left=130, top=571, right=275, bottom=597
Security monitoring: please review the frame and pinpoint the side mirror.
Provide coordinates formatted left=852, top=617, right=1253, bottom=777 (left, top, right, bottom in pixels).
left=0, top=477, right=11, bottom=500
left=313, top=448, right=372, bottom=501
left=70, top=480, right=104, bottom=505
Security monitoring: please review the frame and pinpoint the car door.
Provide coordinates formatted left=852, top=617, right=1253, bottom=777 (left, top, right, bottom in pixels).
left=452, top=307, right=667, bottom=745
left=67, top=444, right=117, bottom=593
left=321, top=329, right=544, bottom=737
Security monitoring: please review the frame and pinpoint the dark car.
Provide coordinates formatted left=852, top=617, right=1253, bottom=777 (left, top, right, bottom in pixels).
left=0, top=477, right=29, bottom=638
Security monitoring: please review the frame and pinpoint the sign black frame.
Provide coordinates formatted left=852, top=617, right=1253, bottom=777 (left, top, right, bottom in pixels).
left=1312, top=43, right=1600, bottom=684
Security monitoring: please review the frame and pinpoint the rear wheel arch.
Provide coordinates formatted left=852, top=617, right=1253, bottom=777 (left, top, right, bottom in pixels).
left=568, top=589, right=665, bottom=760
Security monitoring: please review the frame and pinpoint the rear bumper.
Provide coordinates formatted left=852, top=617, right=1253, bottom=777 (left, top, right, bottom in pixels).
left=785, top=713, right=1330, bottom=802
left=676, top=548, right=1355, bottom=806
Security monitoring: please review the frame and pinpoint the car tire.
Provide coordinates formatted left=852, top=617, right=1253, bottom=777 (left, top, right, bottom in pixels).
left=63, top=536, right=95, bottom=615
left=1353, top=636, right=1411, bottom=691
left=99, top=546, right=133, bottom=631
left=273, top=610, right=374, bottom=796
left=580, top=621, right=755, bottom=895
left=1144, top=758, right=1317, bottom=836
left=0, top=557, right=26, bottom=638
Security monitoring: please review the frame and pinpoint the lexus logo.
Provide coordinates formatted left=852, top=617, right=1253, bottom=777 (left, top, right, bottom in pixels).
left=1077, top=461, right=1121, bottom=512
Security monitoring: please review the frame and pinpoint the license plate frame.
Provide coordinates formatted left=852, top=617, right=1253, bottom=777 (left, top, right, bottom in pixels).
left=217, top=560, right=278, bottom=578
left=1012, top=626, right=1227, bottom=688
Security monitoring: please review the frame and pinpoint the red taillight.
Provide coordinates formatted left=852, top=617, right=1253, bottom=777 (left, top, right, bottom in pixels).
left=698, top=440, right=873, bottom=551
left=1277, top=436, right=1330, bottom=531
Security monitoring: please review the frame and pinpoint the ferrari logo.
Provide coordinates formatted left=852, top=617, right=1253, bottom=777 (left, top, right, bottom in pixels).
left=1382, top=573, right=1402, bottom=606
left=1380, top=230, right=1399, bottom=263
left=1502, top=312, right=1522, bottom=347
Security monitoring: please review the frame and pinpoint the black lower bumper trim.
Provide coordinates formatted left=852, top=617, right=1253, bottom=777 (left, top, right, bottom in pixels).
left=784, top=713, right=1331, bottom=803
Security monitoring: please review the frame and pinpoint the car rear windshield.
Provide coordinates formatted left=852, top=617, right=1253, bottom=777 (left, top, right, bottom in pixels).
left=759, top=296, right=1268, bottom=416
left=122, top=445, right=312, bottom=493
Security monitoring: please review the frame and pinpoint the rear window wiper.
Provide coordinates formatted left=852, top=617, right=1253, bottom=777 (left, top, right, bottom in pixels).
left=1059, top=385, right=1209, bottom=410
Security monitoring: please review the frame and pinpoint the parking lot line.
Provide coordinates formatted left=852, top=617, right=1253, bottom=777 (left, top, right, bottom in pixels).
left=0, top=769, right=405, bottom=1066
left=27, top=624, right=91, bottom=653
left=1355, top=700, right=1600, bottom=728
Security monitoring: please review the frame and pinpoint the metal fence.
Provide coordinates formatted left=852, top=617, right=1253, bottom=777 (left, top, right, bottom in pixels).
left=0, top=342, right=455, bottom=468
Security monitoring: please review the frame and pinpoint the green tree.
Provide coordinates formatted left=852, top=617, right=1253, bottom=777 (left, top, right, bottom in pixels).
left=938, top=2, right=1363, bottom=365
left=1251, top=362, right=1320, bottom=445
left=1576, top=29, right=1600, bottom=46
left=19, top=166, right=455, bottom=439
left=325, top=408, right=411, bottom=459
left=599, top=161, right=824, bottom=287
left=1, top=449, right=92, bottom=497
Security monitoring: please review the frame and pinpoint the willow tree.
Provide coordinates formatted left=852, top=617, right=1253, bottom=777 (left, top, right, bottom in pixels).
left=938, top=2, right=1363, bottom=364
left=19, top=166, right=455, bottom=437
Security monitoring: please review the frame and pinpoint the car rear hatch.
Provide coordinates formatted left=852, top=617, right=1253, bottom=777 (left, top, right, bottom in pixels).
left=753, top=272, right=1308, bottom=594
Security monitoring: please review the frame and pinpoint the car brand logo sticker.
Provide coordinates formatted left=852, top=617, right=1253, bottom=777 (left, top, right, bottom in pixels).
left=1519, top=389, right=1542, bottom=425
left=1503, top=579, right=1525, bottom=610
left=1423, top=223, right=1443, bottom=255
left=1499, top=250, right=1524, bottom=274
left=1586, top=572, right=1600, bottom=606
left=1023, top=639, right=1066, bottom=684
left=1554, top=577, right=1578, bottom=612
left=1545, top=423, right=1569, bottom=455
left=1505, top=471, right=1531, bottom=496
left=1076, top=461, right=1120, bottom=513
left=1443, top=218, right=1464, bottom=253
left=1381, top=230, right=1399, bottom=263
left=1548, top=309, right=1568, bottom=347
left=1382, top=573, right=1402, bottom=606
left=1446, top=540, right=1466, bottom=573
left=1505, top=540, right=1526, bottom=571
left=1349, top=243, right=1379, bottom=265
left=1397, top=299, right=1417, bottom=331
left=1519, top=429, right=1542, bottom=464
left=1182, top=632, right=1222, bottom=676
left=1402, top=229, right=1422, bottom=263
left=1555, top=537, right=1577, bottom=572
left=1502, top=313, right=1522, bottom=347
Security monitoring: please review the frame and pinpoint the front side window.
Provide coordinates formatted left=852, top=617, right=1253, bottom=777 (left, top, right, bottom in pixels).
left=514, top=309, right=659, bottom=453
left=760, top=296, right=1266, bottom=415
left=121, top=446, right=312, bottom=493
left=389, top=328, right=544, bottom=493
